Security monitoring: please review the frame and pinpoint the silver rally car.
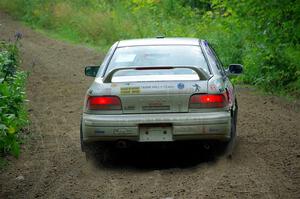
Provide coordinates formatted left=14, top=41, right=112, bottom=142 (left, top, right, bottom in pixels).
left=81, top=37, right=243, bottom=159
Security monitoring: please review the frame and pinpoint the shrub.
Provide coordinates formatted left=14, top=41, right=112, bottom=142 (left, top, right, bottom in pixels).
left=0, top=41, right=28, bottom=158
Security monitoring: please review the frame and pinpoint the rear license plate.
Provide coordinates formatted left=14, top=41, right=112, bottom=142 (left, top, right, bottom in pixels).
left=139, top=125, right=173, bottom=142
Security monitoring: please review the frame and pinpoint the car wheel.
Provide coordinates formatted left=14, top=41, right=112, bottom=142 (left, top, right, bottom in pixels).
left=217, top=100, right=238, bottom=157
left=80, top=118, right=85, bottom=152
left=80, top=118, right=110, bottom=165
left=225, top=100, right=238, bottom=158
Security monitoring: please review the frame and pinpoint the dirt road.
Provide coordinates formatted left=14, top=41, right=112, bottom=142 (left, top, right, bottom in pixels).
left=0, top=12, right=299, bottom=199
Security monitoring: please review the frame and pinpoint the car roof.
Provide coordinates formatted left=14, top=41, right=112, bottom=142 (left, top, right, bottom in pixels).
left=117, top=37, right=201, bottom=47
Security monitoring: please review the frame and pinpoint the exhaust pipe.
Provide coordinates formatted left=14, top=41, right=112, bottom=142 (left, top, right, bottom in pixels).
left=203, top=143, right=210, bottom=150
left=116, top=140, right=128, bottom=149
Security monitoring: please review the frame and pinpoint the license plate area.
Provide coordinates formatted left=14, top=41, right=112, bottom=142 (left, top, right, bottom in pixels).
left=139, top=124, right=173, bottom=142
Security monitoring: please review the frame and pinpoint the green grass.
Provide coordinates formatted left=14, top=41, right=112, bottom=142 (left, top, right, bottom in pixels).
left=0, top=40, right=28, bottom=159
left=31, top=24, right=104, bottom=52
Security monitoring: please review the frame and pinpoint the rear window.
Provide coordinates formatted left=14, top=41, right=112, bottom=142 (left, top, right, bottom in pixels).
left=106, top=45, right=209, bottom=75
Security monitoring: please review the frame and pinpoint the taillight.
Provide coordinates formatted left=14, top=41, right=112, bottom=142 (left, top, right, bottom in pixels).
left=189, top=93, right=228, bottom=109
left=87, top=96, right=121, bottom=110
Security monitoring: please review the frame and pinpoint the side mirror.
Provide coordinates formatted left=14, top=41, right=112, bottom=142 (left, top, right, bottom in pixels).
left=226, top=64, right=243, bottom=75
left=84, top=66, right=99, bottom=77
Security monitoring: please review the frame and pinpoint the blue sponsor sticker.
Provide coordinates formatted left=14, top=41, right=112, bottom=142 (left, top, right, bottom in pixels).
left=95, top=130, right=105, bottom=134
left=177, top=83, right=185, bottom=89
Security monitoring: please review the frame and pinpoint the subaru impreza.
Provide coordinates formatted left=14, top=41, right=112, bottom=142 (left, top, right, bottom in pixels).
left=81, top=37, right=243, bottom=160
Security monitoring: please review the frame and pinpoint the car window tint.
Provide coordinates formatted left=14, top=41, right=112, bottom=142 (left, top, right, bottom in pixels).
left=112, top=69, right=199, bottom=82
left=107, top=45, right=209, bottom=75
left=115, top=68, right=196, bottom=76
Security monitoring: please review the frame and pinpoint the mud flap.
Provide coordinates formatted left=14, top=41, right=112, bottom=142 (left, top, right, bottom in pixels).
left=80, top=117, right=85, bottom=152
left=225, top=101, right=238, bottom=159
left=225, top=125, right=236, bottom=159
left=84, top=142, right=111, bottom=166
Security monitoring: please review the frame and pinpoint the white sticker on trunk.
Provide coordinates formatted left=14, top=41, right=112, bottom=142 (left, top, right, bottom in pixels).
left=115, top=54, right=136, bottom=63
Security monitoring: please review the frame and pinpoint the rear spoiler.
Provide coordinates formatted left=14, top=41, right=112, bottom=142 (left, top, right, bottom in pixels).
left=103, top=66, right=211, bottom=83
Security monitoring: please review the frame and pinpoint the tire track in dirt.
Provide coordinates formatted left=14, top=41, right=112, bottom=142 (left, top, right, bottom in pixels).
left=0, top=12, right=299, bottom=199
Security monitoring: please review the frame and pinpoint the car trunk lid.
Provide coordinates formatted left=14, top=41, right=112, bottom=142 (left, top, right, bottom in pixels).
left=109, top=80, right=207, bottom=113
left=105, top=66, right=210, bottom=114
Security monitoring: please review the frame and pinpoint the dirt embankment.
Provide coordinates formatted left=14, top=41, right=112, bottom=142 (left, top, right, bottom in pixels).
left=0, top=12, right=299, bottom=199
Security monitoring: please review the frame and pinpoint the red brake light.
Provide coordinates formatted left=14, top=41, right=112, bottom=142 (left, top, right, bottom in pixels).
left=189, top=94, right=228, bottom=108
left=87, top=96, right=121, bottom=110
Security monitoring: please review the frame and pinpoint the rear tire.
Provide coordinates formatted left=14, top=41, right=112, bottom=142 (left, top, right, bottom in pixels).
left=80, top=118, right=85, bottom=152
left=80, top=118, right=110, bottom=165
left=217, top=100, right=238, bottom=157
left=225, top=115, right=237, bottom=159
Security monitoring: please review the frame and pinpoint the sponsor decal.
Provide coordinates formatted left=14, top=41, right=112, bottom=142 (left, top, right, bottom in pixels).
left=177, top=83, right=185, bottom=89
left=213, top=79, right=225, bottom=92
left=120, top=87, right=140, bottom=95
left=192, top=83, right=201, bottom=92
left=219, top=87, right=225, bottom=92
left=209, top=84, right=217, bottom=91
left=141, top=85, right=175, bottom=89
left=113, top=128, right=127, bottom=134
left=95, top=130, right=105, bottom=134
left=113, top=128, right=135, bottom=135
left=115, top=53, right=136, bottom=63
left=124, top=105, right=135, bottom=110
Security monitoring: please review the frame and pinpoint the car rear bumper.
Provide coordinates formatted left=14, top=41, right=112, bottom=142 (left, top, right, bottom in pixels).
left=82, top=111, right=231, bottom=142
